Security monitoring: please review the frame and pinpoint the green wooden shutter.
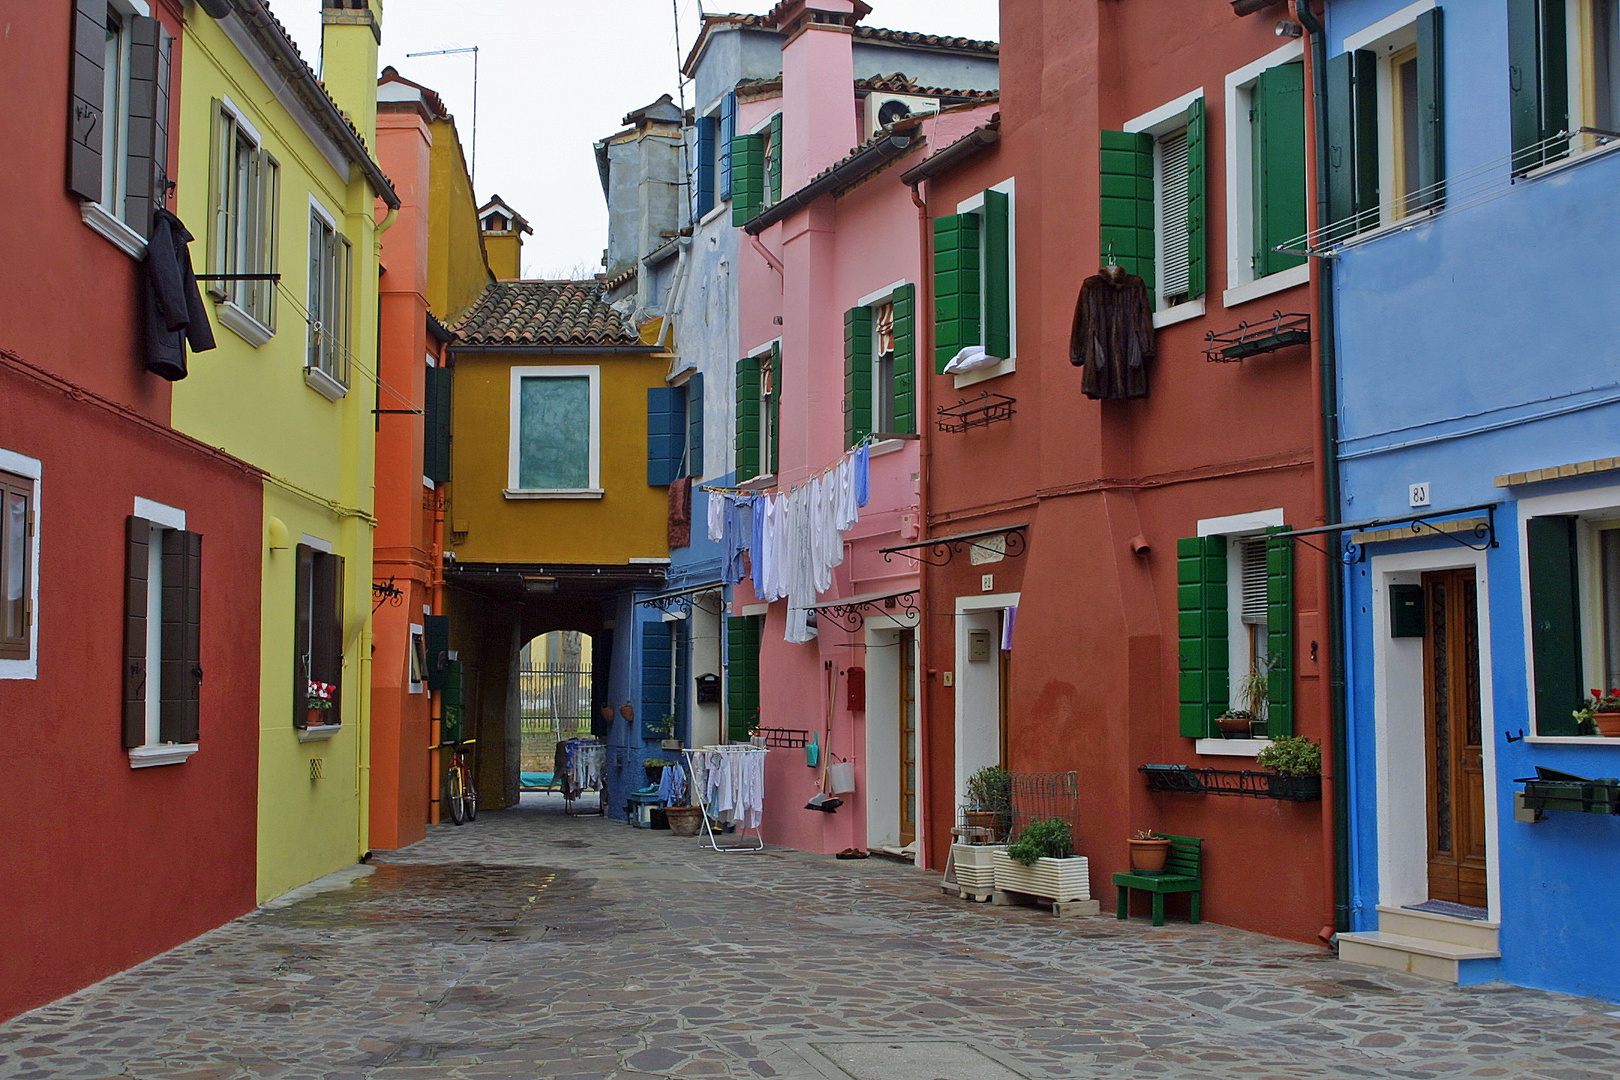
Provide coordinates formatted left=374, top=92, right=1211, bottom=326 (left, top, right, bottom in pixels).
left=933, top=213, right=981, bottom=373
left=1099, top=130, right=1155, bottom=293
left=1527, top=515, right=1583, bottom=736
left=1265, top=528, right=1295, bottom=738
left=424, top=365, right=453, bottom=485
left=768, top=341, right=781, bottom=476
left=730, top=132, right=764, bottom=226
left=1253, top=61, right=1308, bottom=277
left=159, top=529, right=203, bottom=744
left=124, top=518, right=153, bottom=748
left=983, top=189, right=1012, bottom=359
left=647, top=386, right=684, bottom=486
left=1325, top=50, right=1379, bottom=242
left=424, top=613, right=450, bottom=691
left=727, top=614, right=763, bottom=741
left=768, top=113, right=784, bottom=203
left=891, top=283, right=916, bottom=435
left=735, top=355, right=760, bottom=479
left=1414, top=7, right=1446, bottom=211
left=1185, top=98, right=1207, bottom=300
left=1509, top=0, right=1568, bottom=174
left=844, top=306, right=874, bottom=448
left=68, top=0, right=106, bottom=202
left=641, top=619, right=674, bottom=738
left=686, top=372, right=704, bottom=478
left=441, top=658, right=463, bottom=743
left=1176, top=535, right=1228, bottom=738
left=315, top=553, right=345, bottom=726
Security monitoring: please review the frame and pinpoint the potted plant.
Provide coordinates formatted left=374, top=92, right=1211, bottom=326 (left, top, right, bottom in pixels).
left=1128, top=829, right=1171, bottom=873
left=963, top=765, right=1012, bottom=840
left=991, top=817, right=1091, bottom=904
left=664, top=804, right=704, bottom=836
left=643, top=758, right=675, bottom=785
left=1256, top=734, right=1322, bottom=801
left=305, top=680, right=337, bottom=728
left=1574, top=689, right=1620, bottom=737
left=1216, top=658, right=1274, bottom=737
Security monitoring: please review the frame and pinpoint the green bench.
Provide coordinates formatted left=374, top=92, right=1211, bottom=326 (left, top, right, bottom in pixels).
left=1112, top=833, right=1202, bottom=927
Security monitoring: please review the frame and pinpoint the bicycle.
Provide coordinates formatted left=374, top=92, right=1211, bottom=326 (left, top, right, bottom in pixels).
left=442, top=737, right=479, bottom=826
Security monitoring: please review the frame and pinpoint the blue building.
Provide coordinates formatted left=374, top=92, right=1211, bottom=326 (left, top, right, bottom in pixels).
left=1319, top=0, right=1620, bottom=999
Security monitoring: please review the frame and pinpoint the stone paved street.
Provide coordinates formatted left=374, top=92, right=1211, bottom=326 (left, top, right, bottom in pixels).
left=4, top=797, right=1618, bottom=1080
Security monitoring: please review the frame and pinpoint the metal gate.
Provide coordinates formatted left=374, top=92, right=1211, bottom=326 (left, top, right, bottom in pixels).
left=520, top=664, right=593, bottom=773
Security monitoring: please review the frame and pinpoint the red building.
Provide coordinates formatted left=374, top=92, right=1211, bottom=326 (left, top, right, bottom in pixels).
left=0, top=1, right=264, bottom=1019
left=913, top=0, right=1336, bottom=943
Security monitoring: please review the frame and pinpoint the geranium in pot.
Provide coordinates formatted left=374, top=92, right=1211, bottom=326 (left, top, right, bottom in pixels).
left=304, top=680, right=337, bottom=728
left=1128, top=829, right=1171, bottom=873
left=1255, top=735, right=1322, bottom=801
left=1574, top=689, right=1620, bottom=737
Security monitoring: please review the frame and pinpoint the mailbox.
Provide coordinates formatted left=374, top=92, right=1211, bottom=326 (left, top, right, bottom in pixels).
left=696, top=673, right=722, bottom=704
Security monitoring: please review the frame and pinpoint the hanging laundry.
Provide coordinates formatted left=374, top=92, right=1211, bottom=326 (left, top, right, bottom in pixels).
left=668, top=476, right=692, bottom=548
left=854, top=444, right=870, bottom=507
left=707, top=487, right=726, bottom=543
left=1070, top=266, right=1154, bottom=400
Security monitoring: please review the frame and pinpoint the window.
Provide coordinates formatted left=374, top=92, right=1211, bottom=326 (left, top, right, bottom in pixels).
left=123, top=506, right=203, bottom=764
left=933, top=183, right=1014, bottom=377
left=208, top=99, right=279, bottom=342
left=408, top=625, right=426, bottom=695
left=735, top=344, right=779, bottom=481
left=0, top=470, right=35, bottom=663
left=68, top=0, right=172, bottom=250
left=646, top=373, right=704, bottom=486
left=294, top=543, right=344, bottom=729
left=844, top=286, right=917, bottom=446
left=1526, top=507, right=1620, bottom=735
left=1103, top=95, right=1208, bottom=315
left=507, top=366, right=602, bottom=496
left=1510, top=0, right=1620, bottom=173
left=305, top=205, right=352, bottom=395
left=731, top=112, right=783, bottom=225
left=692, top=92, right=736, bottom=221
left=1326, top=8, right=1444, bottom=241
left=1225, top=46, right=1308, bottom=292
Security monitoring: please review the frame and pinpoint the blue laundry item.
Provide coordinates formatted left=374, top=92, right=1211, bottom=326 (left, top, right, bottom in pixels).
left=854, top=444, right=870, bottom=507
left=751, top=494, right=768, bottom=594
left=657, top=763, right=688, bottom=805
left=722, top=495, right=752, bottom=585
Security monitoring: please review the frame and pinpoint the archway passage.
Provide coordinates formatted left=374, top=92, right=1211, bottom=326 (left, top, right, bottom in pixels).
left=519, top=631, right=594, bottom=793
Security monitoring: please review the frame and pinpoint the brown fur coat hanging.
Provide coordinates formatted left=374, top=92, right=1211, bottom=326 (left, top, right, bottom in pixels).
left=1070, top=267, right=1154, bottom=400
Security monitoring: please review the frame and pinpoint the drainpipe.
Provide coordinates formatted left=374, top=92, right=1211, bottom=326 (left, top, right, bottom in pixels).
left=1295, top=0, right=1352, bottom=936
left=907, top=174, right=935, bottom=869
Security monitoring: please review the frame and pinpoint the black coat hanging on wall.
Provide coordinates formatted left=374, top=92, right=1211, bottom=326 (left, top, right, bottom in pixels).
left=142, top=208, right=217, bottom=381
left=1069, top=266, right=1154, bottom=400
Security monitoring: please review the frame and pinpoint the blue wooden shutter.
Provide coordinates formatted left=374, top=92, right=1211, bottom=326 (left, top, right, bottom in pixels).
left=647, top=386, right=683, bottom=486
left=933, top=213, right=981, bottom=373
left=694, top=115, right=718, bottom=219
left=891, top=283, right=916, bottom=435
left=1508, top=0, right=1568, bottom=174
left=685, top=372, right=703, bottom=478
left=718, top=92, right=737, bottom=201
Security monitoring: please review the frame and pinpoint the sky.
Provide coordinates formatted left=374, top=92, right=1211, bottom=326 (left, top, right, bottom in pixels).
left=271, top=1, right=1000, bottom=278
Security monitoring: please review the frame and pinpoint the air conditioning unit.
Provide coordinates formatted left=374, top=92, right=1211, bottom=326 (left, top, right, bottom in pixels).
left=863, top=93, right=938, bottom=140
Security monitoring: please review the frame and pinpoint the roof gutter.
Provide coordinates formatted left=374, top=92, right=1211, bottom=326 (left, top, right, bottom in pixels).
left=744, top=134, right=913, bottom=235
left=899, top=123, right=999, bottom=186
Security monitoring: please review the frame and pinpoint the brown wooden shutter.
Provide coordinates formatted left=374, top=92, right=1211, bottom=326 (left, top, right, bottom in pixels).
left=68, top=0, right=107, bottom=202
left=314, top=553, right=345, bottom=725
left=159, top=529, right=202, bottom=743
left=125, top=16, right=173, bottom=239
left=293, top=543, right=313, bottom=727
left=123, top=517, right=153, bottom=748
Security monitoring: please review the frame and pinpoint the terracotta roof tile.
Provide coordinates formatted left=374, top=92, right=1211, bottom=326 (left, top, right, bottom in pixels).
left=451, top=281, right=640, bottom=347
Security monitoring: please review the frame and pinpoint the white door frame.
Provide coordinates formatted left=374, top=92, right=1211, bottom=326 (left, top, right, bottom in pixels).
left=953, top=592, right=1020, bottom=814
left=863, top=620, right=919, bottom=854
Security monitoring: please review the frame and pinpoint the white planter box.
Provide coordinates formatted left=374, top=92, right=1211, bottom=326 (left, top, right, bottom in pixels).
left=992, top=853, right=1092, bottom=903
left=951, top=843, right=1005, bottom=890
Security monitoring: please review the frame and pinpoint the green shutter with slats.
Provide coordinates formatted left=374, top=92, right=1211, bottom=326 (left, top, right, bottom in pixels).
left=423, top=365, right=453, bottom=484
left=983, top=189, right=1011, bottom=359
left=1177, top=535, right=1228, bottom=738
left=933, top=213, right=980, bottom=373
left=1527, top=516, right=1583, bottom=735
left=1253, top=60, right=1308, bottom=278
left=892, top=283, right=916, bottom=434
left=1509, top=0, right=1568, bottom=174
left=686, top=372, right=703, bottom=478
left=1325, top=50, right=1379, bottom=242
left=424, top=614, right=450, bottom=691
left=1185, top=98, right=1207, bottom=300
left=1100, top=129, right=1155, bottom=293
left=768, top=341, right=781, bottom=476
left=844, top=306, right=873, bottom=448
left=730, top=132, right=764, bottom=225
left=441, top=659, right=463, bottom=743
left=641, top=619, right=674, bottom=738
left=1414, top=7, right=1446, bottom=211
left=1265, top=527, right=1295, bottom=738
left=727, top=614, right=763, bottom=741
left=768, top=113, right=784, bottom=203
left=735, top=354, right=760, bottom=479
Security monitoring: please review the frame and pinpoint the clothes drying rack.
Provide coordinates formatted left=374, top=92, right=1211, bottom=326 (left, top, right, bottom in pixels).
left=681, top=744, right=768, bottom=852
left=561, top=738, right=606, bottom=817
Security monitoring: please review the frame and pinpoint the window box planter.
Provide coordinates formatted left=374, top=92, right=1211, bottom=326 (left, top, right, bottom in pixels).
left=951, top=843, right=1006, bottom=892
left=1518, top=769, right=1620, bottom=816
left=991, top=852, right=1092, bottom=904
left=1266, top=774, right=1321, bottom=802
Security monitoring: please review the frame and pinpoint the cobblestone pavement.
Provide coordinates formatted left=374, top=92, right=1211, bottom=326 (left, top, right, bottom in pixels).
left=4, top=796, right=1619, bottom=1080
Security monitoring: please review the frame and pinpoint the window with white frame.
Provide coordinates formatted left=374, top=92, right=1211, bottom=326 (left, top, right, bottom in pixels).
left=123, top=501, right=203, bottom=764
left=1510, top=0, right=1620, bottom=172
left=843, top=284, right=917, bottom=446
left=1225, top=44, right=1308, bottom=293
left=1105, top=92, right=1208, bottom=317
left=1525, top=499, right=1620, bottom=734
left=735, top=344, right=778, bottom=480
left=933, top=182, right=1014, bottom=379
left=306, top=205, right=352, bottom=391
left=0, top=469, right=35, bottom=664
left=208, top=99, right=279, bottom=339
left=508, top=366, right=602, bottom=495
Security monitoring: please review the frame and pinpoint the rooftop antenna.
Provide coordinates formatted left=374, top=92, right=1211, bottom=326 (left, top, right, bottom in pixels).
left=405, top=46, right=480, bottom=189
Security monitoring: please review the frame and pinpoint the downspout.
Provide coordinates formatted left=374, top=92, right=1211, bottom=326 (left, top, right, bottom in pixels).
left=1295, top=0, right=1352, bottom=937
left=908, top=174, right=936, bottom=869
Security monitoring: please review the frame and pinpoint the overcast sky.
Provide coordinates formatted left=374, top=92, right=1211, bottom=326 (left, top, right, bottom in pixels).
left=271, top=1, right=999, bottom=278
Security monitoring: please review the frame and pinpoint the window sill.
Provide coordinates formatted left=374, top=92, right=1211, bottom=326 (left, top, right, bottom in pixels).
left=1524, top=735, right=1620, bottom=745
left=128, top=743, right=200, bottom=768
left=1222, top=263, right=1309, bottom=309
left=215, top=300, right=275, bottom=348
left=305, top=366, right=349, bottom=402
left=298, top=724, right=342, bottom=743
left=953, top=357, right=1016, bottom=389
left=81, top=201, right=147, bottom=259
left=870, top=437, right=911, bottom=458
left=699, top=204, right=728, bottom=228
left=503, top=488, right=606, bottom=500
left=1153, top=298, right=1206, bottom=329
left=1519, top=137, right=1620, bottom=183
left=1194, top=737, right=1271, bottom=758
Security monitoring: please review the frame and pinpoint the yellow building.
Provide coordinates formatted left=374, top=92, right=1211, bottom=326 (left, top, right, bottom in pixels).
left=171, top=0, right=397, bottom=901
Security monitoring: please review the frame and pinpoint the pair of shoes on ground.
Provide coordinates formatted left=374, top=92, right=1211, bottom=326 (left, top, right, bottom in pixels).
left=835, top=847, right=868, bottom=859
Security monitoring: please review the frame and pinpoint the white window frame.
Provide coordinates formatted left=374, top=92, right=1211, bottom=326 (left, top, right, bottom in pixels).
left=855, top=278, right=909, bottom=438
left=1195, top=507, right=1285, bottom=757
left=1124, top=89, right=1208, bottom=327
left=210, top=96, right=278, bottom=347
left=743, top=341, right=778, bottom=481
left=1223, top=40, right=1310, bottom=306
left=408, top=622, right=426, bottom=695
left=305, top=197, right=351, bottom=401
left=505, top=365, right=603, bottom=498
left=952, top=178, right=1017, bottom=388
left=0, top=449, right=42, bottom=681
left=79, top=0, right=153, bottom=258
left=126, top=496, right=199, bottom=768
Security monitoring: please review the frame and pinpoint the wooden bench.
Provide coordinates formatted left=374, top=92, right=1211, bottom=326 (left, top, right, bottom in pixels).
left=1111, top=833, right=1202, bottom=927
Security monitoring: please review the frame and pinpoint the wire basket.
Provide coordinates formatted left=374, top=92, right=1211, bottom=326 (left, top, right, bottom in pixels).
left=1008, top=771, right=1081, bottom=847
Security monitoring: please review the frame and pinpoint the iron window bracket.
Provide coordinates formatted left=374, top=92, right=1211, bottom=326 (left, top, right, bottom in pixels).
left=636, top=583, right=722, bottom=614
left=881, top=524, right=1028, bottom=567
left=1268, top=503, right=1498, bottom=564
left=807, top=591, right=919, bottom=632
left=372, top=577, right=404, bottom=611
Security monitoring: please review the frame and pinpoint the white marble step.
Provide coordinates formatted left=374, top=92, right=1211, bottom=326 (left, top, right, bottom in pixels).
left=1376, top=904, right=1500, bottom=951
left=1339, top=930, right=1500, bottom=984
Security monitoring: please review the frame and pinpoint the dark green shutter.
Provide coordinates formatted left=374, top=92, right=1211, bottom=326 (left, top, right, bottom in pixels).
left=891, top=284, right=916, bottom=434
left=983, top=189, right=1012, bottom=358
left=641, top=619, right=674, bottom=739
left=1185, top=98, right=1207, bottom=299
left=424, top=365, right=452, bottom=484
left=1265, top=528, right=1294, bottom=738
left=293, top=544, right=313, bottom=728
left=647, top=386, right=684, bottom=486
left=1527, top=516, right=1583, bottom=736
left=844, top=306, right=874, bottom=448
left=718, top=91, right=736, bottom=201
left=933, top=213, right=981, bottom=373
left=768, top=113, right=783, bottom=203
left=686, top=372, right=704, bottom=477
left=314, top=553, right=344, bottom=726
left=1253, top=60, right=1308, bottom=277
left=441, top=658, right=463, bottom=743
left=159, top=529, right=203, bottom=744
left=68, top=0, right=106, bottom=201
left=1100, top=129, right=1154, bottom=292
left=730, top=132, right=764, bottom=225
left=768, top=341, right=781, bottom=476
left=735, top=354, right=760, bottom=479
left=727, top=614, right=763, bottom=741
left=1508, top=0, right=1568, bottom=174
left=424, top=613, right=450, bottom=691
left=1325, top=50, right=1379, bottom=242
left=124, top=518, right=153, bottom=748
left=1176, top=535, right=1228, bottom=738
left=1414, top=7, right=1446, bottom=211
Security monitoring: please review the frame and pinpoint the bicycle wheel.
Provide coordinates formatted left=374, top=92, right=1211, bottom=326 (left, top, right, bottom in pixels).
left=445, top=759, right=466, bottom=825
left=464, top=773, right=478, bottom=822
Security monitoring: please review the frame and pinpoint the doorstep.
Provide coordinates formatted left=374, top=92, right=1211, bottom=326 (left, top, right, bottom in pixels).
left=1338, top=930, right=1501, bottom=985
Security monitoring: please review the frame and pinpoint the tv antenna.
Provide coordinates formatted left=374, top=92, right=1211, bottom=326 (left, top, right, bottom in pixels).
left=405, top=46, right=480, bottom=188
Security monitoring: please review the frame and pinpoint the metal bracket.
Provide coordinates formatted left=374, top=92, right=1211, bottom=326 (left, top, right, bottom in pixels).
left=811, top=591, right=919, bottom=632
left=372, top=577, right=404, bottom=611
left=881, top=525, right=1027, bottom=567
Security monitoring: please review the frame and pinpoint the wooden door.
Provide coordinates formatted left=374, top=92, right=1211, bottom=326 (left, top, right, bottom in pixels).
left=1422, top=569, right=1488, bottom=909
left=898, top=629, right=917, bottom=847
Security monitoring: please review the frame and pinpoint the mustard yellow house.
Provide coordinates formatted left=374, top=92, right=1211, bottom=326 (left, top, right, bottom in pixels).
left=170, top=0, right=397, bottom=901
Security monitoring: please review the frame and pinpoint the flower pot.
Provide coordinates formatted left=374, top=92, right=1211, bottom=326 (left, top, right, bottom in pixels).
left=991, top=852, right=1092, bottom=904
left=963, top=809, right=1009, bottom=841
left=951, top=843, right=1006, bottom=891
left=304, top=707, right=322, bottom=728
left=665, top=806, right=704, bottom=837
left=1266, top=773, right=1323, bottom=801
left=1594, top=710, right=1620, bottom=737
left=1128, top=837, right=1171, bottom=874
left=1215, top=715, right=1255, bottom=737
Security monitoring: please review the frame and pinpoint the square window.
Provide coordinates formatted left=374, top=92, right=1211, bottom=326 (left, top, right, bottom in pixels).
left=508, top=366, right=601, bottom=494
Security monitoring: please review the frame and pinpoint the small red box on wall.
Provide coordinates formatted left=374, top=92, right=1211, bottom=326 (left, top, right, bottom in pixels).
left=845, top=666, right=865, bottom=712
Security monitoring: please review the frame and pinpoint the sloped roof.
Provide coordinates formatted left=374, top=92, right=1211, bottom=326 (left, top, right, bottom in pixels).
left=684, top=13, right=997, bottom=74
left=451, top=281, right=641, bottom=347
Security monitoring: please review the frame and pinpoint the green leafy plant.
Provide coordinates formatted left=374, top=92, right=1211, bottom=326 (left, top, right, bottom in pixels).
left=1006, top=817, right=1075, bottom=865
left=964, top=765, right=1011, bottom=811
left=1132, top=828, right=1158, bottom=840
left=1256, top=735, right=1321, bottom=777
left=643, top=758, right=675, bottom=771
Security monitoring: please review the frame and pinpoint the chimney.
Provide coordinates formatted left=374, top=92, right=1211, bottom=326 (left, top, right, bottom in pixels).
left=478, top=196, right=530, bottom=280
left=321, top=0, right=382, bottom=146
left=773, top=1, right=864, bottom=192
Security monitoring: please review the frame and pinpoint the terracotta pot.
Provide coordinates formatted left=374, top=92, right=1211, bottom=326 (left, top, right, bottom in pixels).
left=1215, top=716, right=1255, bottom=737
left=305, top=707, right=322, bottom=728
left=964, top=810, right=1008, bottom=841
left=619, top=703, right=635, bottom=722
left=665, top=806, right=704, bottom=837
left=1594, top=710, right=1620, bottom=737
left=1128, top=837, right=1171, bottom=874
